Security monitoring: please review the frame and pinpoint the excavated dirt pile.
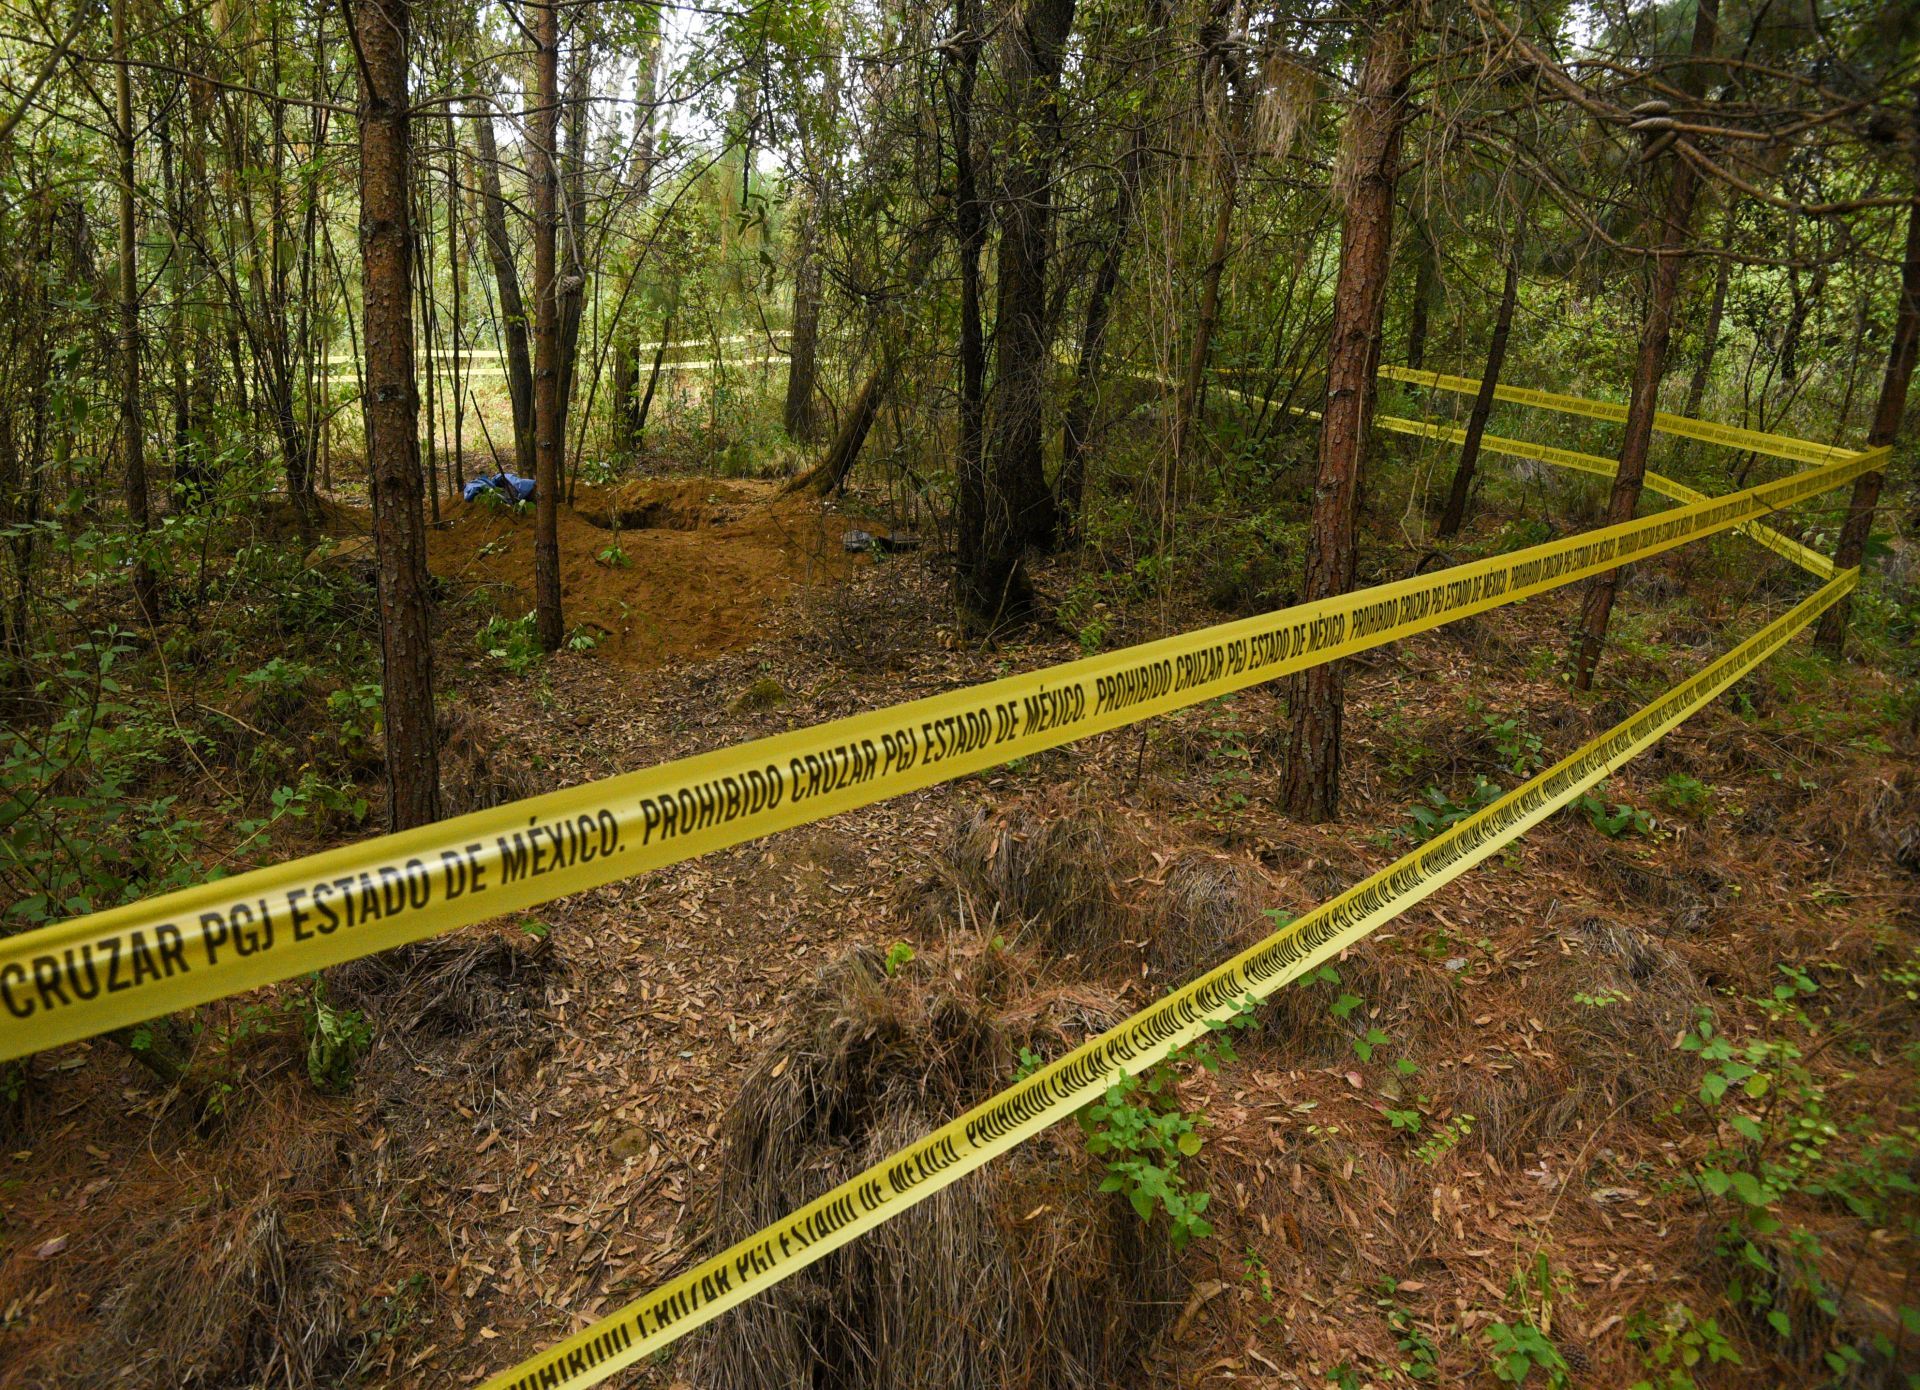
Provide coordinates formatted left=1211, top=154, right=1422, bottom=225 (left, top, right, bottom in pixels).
left=423, top=478, right=858, bottom=668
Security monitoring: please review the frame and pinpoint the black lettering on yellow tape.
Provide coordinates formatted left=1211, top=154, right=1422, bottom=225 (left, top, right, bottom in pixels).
left=481, top=570, right=1856, bottom=1390
left=0, top=449, right=1876, bottom=1063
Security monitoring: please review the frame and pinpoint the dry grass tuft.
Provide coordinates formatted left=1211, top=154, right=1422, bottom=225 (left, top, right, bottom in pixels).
left=929, top=802, right=1146, bottom=972
left=693, top=947, right=1177, bottom=1390
left=438, top=702, right=547, bottom=818
left=1145, top=851, right=1265, bottom=984
left=1447, top=915, right=1703, bottom=1164
left=95, top=1155, right=354, bottom=1385
left=1807, top=765, right=1920, bottom=874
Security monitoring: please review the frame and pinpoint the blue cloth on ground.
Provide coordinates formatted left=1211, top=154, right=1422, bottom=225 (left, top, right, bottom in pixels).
left=464, top=472, right=536, bottom=503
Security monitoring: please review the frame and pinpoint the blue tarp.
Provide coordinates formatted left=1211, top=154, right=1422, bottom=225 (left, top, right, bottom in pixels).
left=464, top=472, right=536, bottom=504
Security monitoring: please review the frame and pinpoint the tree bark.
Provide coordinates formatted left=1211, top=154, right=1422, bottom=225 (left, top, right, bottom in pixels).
left=1405, top=209, right=1435, bottom=370
left=530, top=0, right=565, bottom=652
left=1682, top=223, right=1731, bottom=419
left=554, top=46, right=589, bottom=448
left=1437, top=244, right=1520, bottom=537
left=951, top=0, right=993, bottom=608
left=1172, top=138, right=1237, bottom=477
left=1814, top=192, right=1919, bottom=656
left=960, top=0, right=1076, bottom=625
left=784, top=39, right=840, bottom=444
left=1056, top=0, right=1166, bottom=535
left=115, top=0, right=159, bottom=624
left=447, top=112, right=464, bottom=492
left=1571, top=0, right=1718, bottom=692
left=355, top=0, right=441, bottom=829
left=784, top=194, right=826, bottom=443
left=1280, top=3, right=1413, bottom=823
left=611, top=41, right=660, bottom=456
left=471, top=100, right=536, bottom=478
left=783, top=357, right=894, bottom=496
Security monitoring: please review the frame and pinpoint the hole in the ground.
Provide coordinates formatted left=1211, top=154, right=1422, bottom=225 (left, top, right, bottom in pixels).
left=576, top=497, right=739, bottom=530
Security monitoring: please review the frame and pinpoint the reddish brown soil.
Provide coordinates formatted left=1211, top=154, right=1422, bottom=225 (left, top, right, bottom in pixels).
left=427, top=478, right=860, bottom=668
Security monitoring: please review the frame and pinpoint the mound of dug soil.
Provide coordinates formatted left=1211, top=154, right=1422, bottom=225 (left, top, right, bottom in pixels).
left=426, top=478, right=858, bottom=668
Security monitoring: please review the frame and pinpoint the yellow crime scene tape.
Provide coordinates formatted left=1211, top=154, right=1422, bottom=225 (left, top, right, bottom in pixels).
left=1201, top=370, right=1834, bottom=577
left=1361, top=410, right=1836, bottom=578
left=0, top=443, right=1878, bottom=1061
left=1377, top=362, right=1858, bottom=466
left=483, top=569, right=1856, bottom=1390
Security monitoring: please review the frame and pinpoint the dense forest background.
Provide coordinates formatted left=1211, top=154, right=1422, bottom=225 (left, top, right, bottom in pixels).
left=0, top=0, right=1917, bottom=1384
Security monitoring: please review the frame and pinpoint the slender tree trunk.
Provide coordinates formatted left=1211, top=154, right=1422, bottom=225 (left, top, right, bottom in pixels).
left=1280, top=3, right=1413, bottom=823
left=1173, top=148, right=1237, bottom=474
left=448, top=114, right=464, bottom=493
left=355, top=0, right=441, bottom=829
left=116, top=0, right=158, bottom=623
left=784, top=195, right=826, bottom=443
left=611, top=43, right=660, bottom=456
left=951, top=0, right=992, bottom=607
left=417, top=170, right=439, bottom=522
left=783, top=358, right=894, bottom=496
left=1405, top=209, right=1435, bottom=370
left=530, top=0, right=565, bottom=651
left=1572, top=0, right=1718, bottom=692
left=555, top=47, right=589, bottom=446
left=961, top=0, right=1076, bottom=624
left=784, top=42, right=839, bottom=444
left=634, top=315, right=670, bottom=444
left=1056, top=0, right=1164, bottom=535
left=1815, top=193, right=1919, bottom=656
left=1683, top=225, right=1731, bottom=419
left=472, top=100, right=536, bottom=479
left=1437, top=245, right=1521, bottom=537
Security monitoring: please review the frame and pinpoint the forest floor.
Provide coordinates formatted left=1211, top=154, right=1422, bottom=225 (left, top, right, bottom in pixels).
left=1, top=458, right=1916, bottom=1389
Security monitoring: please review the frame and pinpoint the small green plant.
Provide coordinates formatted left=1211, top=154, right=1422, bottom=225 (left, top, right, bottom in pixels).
left=1415, top=1112, right=1474, bottom=1164
left=1377, top=1279, right=1440, bottom=1380
left=1626, top=1302, right=1741, bottom=1389
left=304, top=982, right=374, bottom=1094
left=596, top=543, right=631, bottom=568
left=1478, top=707, right=1544, bottom=777
left=1013, top=1045, right=1046, bottom=1081
left=1404, top=777, right=1502, bottom=842
left=326, top=681, right=384, bottom=758
left=1573, top=987, right=1629, bottom=1008
left=1077, top=997, right=1257, bottom=1250
left=1654, top=773, right=1712, bottom=815
left=1571, top=790, right=1654, bottom=837
left=477, top=612, right=543, bottom=675
left=883, top=941, right=916, bottom=976
left=1484, top=1318, right=1570, bottom=1386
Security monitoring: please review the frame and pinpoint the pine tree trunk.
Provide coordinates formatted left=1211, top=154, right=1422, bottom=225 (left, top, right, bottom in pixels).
left=355, top=0, right=441, bottom=829
left=961, top=0, right=1076, bottom=625
left=1572, top=0, right=1719, bottom=692
left=1405, top=211, right=1434, bottom=370
left=1172, top=147, right=1236, bottom=476
left=1682, top=228, right=1730, bottom=419
left=951, top=0, right=992, bottom=611
left=115, top=0, right=158, bottom=624
left=1437, top=245, right=1520, bottom=537
left=530, top=0, right=565, bottom=652
left=784, top=194, right=825, bottom=443
left=555, top=48, right=589, bottom=449
left=1056, top=0, right=1163, bottom=537
left=472, top=101, right=536, bottom=478
left=1814, top=193, right=1919, bottom=656
left=1280, top=3, right=1413, bottom=823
